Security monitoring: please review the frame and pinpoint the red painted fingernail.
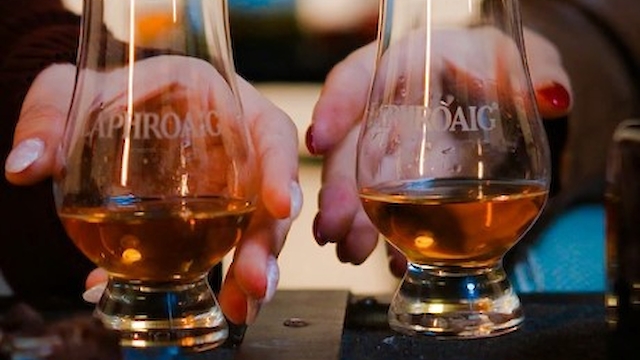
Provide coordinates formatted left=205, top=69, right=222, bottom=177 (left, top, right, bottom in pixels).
left=388, top=256, right=406, bottom=278
left=305, top=125, right=317, bottom=155
left=537, top=82, right=571, bottom=111
left=312, top=214, right=327, bottom=246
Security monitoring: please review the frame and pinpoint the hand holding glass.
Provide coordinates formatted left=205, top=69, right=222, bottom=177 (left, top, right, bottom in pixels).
left=357, top=0, right=550, bottom=338
left=53, top=0, right=256, bottom=349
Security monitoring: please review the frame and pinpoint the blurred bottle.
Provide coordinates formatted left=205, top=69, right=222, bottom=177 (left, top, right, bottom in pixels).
left=605, top=119, right=640, bottom=334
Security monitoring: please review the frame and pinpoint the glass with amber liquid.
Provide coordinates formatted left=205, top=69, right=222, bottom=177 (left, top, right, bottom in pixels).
left=357, top=0, right=550, bottom=338
left=53, top=0, right=257, bottom=349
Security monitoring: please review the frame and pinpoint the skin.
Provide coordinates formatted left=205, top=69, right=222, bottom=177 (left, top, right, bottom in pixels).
left=307, top=28, right=573, bottom=277
left=4, top=63, right=301, bottom=325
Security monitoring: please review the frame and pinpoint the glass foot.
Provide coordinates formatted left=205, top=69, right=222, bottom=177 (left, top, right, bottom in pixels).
left=388, top=262, right=523, bottom=338
left=95, top=275, right=227, bottom=350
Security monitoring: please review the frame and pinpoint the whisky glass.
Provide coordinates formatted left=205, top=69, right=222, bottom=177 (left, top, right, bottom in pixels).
left=52, top=0, right=257, bottom=349
left=357, top=0, right=550, bottom=338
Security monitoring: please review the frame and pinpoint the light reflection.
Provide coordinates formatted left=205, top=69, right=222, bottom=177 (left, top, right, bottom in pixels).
left=415, top=234, right=435, bottom=249
left=466, top=283, right=476, bottom=292
left=423, top=0, right=433, bottom=108
left=173, top=0, right=178, bottom=23
left=427, top=303, right=445, bottom=313
left=477, top=141, right=485, bottom=199
left=121, top=0, right=137, bottom=187
left=419, top=122, right=428, bottom=175
left=464, top=279, right=479, bottom=299
left=485, top=202, right=493, bottom=227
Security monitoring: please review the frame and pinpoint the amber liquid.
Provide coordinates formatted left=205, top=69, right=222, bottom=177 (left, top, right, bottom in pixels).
left=360, top=179, right=547, bottom=266
left=59, top=196, right=255, bottom=282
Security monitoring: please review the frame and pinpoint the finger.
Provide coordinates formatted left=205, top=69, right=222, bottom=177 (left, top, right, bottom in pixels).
left=218, top=268, right=247, bottom=325
left=82, top=268, right=109, bottom=303
left=218, top=213, right=291, bottom=325
left=85, top=268, right=108, bottom=289
left=218, top=76, right=299, bottom=325
left=238, top=78, right=301, bottom=220
left=218, top=251, right=279, bottom=325
left=314, top=181, right=359, bottom=245
left=5, top=64, right=76, bottom=185
left=440, top=31, right=571, bottom=122
left=306, top=43, right=376, bottom=155
left=523, top=28, right=572, bottom=119
left=313, top=125, right=360, bottom=245
left=440, top=27, right=572, bottom=119
left=335, top=210, right=379, bottom=265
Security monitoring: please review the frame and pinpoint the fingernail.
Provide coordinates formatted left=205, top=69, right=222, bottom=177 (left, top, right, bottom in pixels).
left=312, top=214, right=327, bottom=245
left=537, top=82, right=571, bottom=111
left=264, top=256, right=279, bottom=303
left=245, top=257, right=279, bottom=325
left=290, top=181, right=303, bottom=220
left=82, top=281, right=107, bottom=303
left=223, top=322, right=248, bottom=348
left=5, top=138, right=45, bottom=173
left=305, top=125, right=317, bottom=155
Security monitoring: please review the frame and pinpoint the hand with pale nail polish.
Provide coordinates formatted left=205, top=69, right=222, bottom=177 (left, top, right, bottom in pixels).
left=306, top=26, right=574, bottom=276
left=2, top=42, right=301, bottom=332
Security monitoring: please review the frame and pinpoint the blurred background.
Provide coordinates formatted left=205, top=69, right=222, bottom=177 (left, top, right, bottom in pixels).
left=62, top=0, right=379, bottom=81
left=229, top=0, right=377, bottom=82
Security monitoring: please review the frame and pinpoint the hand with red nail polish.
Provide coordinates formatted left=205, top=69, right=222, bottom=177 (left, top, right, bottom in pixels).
left=306, top=26, right=574, bottom=276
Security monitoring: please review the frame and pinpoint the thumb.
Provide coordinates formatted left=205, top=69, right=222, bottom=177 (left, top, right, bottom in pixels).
left=4, top=64, right=76, bottom=185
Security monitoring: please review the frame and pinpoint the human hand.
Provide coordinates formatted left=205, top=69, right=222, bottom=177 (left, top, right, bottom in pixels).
left=306, top=28, right=572, bottom=277
left=4, top=62, right=301, bottom=325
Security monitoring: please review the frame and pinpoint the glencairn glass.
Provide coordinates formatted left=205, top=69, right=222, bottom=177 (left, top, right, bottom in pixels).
left=53, top=0, right=256, bottom=349
left=357, top=0, right=550, bottom=338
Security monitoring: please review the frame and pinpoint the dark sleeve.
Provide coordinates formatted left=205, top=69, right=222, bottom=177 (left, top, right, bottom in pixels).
left=0, top=0, right=95, bottom=305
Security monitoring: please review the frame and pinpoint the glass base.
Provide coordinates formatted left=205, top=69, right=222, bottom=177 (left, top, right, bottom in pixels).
left=388, top=262, right=523, bottom=338
left=95, top=275, right=227, bottom=350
